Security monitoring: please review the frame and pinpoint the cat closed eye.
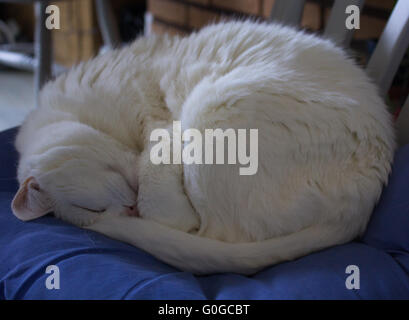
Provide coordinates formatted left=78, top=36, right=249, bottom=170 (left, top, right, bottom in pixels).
left=72, top=204, right=106, bottom=214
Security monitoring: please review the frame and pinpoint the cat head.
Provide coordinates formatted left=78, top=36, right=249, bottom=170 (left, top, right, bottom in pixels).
left=12, top=124, right=140, bottom=226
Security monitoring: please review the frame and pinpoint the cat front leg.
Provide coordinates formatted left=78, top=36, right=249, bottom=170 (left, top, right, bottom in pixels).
left=136, top=149, right=200, bottom=233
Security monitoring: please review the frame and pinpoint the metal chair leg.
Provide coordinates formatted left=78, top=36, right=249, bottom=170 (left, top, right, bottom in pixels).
left=34, top=1, right=52, bottom=104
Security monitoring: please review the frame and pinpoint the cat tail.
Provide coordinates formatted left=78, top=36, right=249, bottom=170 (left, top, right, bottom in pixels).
left=86, top=216, right=351, bottom=275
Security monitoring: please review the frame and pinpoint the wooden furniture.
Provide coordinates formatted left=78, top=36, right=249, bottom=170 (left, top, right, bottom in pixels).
left=0, top=0, right=119, bottom=102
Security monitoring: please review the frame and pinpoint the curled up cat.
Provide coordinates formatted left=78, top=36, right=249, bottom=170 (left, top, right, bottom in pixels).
left=11, top=21, right=395, bottom=275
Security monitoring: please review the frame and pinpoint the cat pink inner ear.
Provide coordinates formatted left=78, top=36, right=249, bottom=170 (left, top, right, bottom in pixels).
left=11, top=177, right=53, bottom=221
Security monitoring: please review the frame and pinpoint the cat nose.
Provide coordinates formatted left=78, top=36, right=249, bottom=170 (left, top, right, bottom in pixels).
left=123, top=205, right=139, bottom=217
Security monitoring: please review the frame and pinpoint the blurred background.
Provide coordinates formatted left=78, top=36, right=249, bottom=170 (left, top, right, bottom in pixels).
left=0, top=0, right=407, bottom=131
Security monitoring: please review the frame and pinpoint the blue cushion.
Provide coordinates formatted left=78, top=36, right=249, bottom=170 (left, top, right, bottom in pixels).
left=1, top=127, right=409, bottom=299
left=363, top=145, right=409, bottom=254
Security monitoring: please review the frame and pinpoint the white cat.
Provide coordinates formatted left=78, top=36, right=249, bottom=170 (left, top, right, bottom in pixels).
left=11, top=21, right=395, bottom=274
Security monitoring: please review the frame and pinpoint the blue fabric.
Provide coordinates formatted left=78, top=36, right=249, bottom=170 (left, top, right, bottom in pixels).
left=1, top=127, right=409, bottom=299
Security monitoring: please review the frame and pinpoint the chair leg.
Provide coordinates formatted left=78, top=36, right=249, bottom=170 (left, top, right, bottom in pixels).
left=95, top=0, right=121, bottom=50
left=34, top=1, right=52, bottom=104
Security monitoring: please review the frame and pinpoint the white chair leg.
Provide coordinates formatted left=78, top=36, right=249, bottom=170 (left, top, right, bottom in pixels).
left=366, top=0, right=409, bottom=98
left=95, top=0, right=121, bottom=50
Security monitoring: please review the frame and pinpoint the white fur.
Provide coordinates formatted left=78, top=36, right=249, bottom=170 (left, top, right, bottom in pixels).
left=14, top=21, right=395, bottom=274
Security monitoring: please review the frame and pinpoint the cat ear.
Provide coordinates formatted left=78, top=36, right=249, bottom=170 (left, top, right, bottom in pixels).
left=11, top=177, right=53, bottom=221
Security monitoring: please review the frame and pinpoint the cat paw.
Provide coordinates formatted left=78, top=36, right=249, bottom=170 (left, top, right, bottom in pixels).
left=138, top=200, right=200, bottom=233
